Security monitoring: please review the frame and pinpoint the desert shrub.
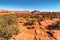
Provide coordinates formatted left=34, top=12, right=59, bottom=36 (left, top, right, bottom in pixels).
left=27, top=15, right=43, bottom=25
left=0, top=14, right=19, bottom=40
left=42, top=15, right=46, bottom=18
left=19, top=13, right=30, bottom=18
left=47, top=20, right=60, bottom=30
left=37, top=17, right=43, bottom=21
left=0, top=26, right=19, bottom=40
left=31, top=15, right=38, bottom=18
left=0, top=14, right=18, bottom=25
left=56, top=20, right=60, bottom=27
left=31, top=15, right=43, bottom=21
left=24, top=19, right=35, bottom=26
left=50, top=15, right=55, bottom=19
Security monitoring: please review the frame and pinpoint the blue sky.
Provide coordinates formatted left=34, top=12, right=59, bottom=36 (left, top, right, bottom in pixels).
left=0, top=0, right=60, bottom=11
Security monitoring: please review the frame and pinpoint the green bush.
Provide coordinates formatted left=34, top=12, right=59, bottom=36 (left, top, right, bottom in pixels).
left=0, top=14, right=19, bottom=40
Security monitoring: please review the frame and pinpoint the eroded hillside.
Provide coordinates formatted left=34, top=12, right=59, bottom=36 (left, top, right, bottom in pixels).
left=0, top=10, right=60, bottom=40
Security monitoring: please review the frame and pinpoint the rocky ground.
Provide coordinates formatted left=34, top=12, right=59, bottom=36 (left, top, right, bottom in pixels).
left=0, top=10, right=60, bottom=40
left=10, top=18, right=60, bottom=40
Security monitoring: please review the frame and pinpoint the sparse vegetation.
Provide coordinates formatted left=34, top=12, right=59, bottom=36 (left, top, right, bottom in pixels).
left=0, top=10, right=60, bottom=40
left=24, top=19, right=35, bottom=26
left=0, top=14, right=19, bottom=40
left=47, top=20, right=60, bottom=30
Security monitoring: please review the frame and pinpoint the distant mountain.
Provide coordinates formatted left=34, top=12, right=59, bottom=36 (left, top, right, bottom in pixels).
left=31, top=10, right=40, bottom=14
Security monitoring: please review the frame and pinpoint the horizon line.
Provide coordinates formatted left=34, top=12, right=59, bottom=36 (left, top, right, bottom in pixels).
left=0, top=9, right=60, bottom=12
